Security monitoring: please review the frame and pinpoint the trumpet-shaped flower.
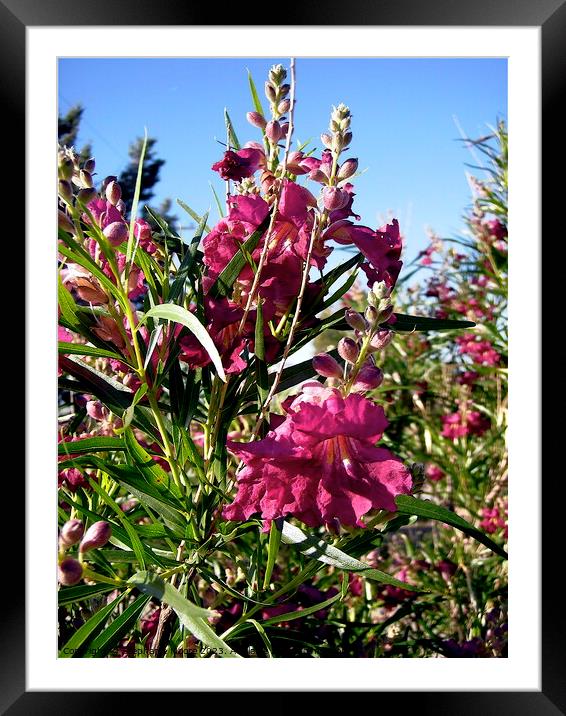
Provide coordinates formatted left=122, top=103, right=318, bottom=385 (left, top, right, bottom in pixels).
left=223, top=383, right=412, bottom=529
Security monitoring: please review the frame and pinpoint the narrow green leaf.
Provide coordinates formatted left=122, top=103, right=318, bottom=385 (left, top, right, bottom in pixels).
left=128, top=571, right=242, bottom=658
left=168, top=212, right=208, bottom=304
left=246, top=619, right=273, bottom=657
left=176, top=199, right=212, bottom=233
left=262, top=577, right=346, bottom=625
left=58, top=583, right=116, bottom=606
left=87, top=594, right=152, bottom=658
left=262, top=518, right=282, bottom=589
left=224, top=108, right=241, bottom=150
left=140, top=304, right=226, bottom=382
left=281, top=521, right=425, bottom=591
left=59, top=591, right=127, bottom=657
left=386, top=313, right=476, bottom=332
left=395, top=495, right=508, bottom=559
left=58, top=341, right=129, bottom=365
left=58, top=436, right=125, bottom=456
left=123, top=427, right=182, bottom=500
left=247, top=69, right=266, bottom=117
left=126, top=129, right=148, bottom=264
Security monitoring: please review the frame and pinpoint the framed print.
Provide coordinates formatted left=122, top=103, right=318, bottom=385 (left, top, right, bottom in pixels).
left=7, top=0, right=556, bottom=711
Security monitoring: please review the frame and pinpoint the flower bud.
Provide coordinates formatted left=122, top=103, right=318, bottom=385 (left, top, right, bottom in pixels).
left=84, top=158, right=96, bottom=174
left=265, top=120, right=283, bottom=143
left=352, top=363, right=383, bottom=392
left=280, top=122, right=289, bottom=137
left=337, top=337, right=359, bottom=364
left=86, top=400, right=107, bottom=421
left=337, top=158, right=358, bottom=181
left=322, top=187, right=349, bottom=212
left=277, top=98, right=291, bottom=115
left=308, top=169, right=328, bottom=185
left=105, top=180, right=122, bottom=206
left=91, top=315, right=126, bottom=349
left=368, top=329, right=392, bottom=352
left=246, top=111, right=267, bottom=129
left=344, top=309, right=367, bottom=332
left=371, top=280, right=390, bottom=300
left=58, top=179, right=73, bottom=204
left=321, top=133, right=333, bottom=149
left=58, top=209, right=75, bottom=234
left=260, top=170, right=276, bottom=194
left=312, top=353, right=343, bottom=379
left=79, top=170, right=94, bottom=189
left=58, top=158, right=74, bottom=181
left=103, top=221, right=129, bottom=247
left=77, top=187, right=97, bottom=205
left=79, top=521, right=112, bottom=552
left=269, top=64, right=287, bottom=85
left=264, top=82, right=277, bottom=103
left=340, top=132, right=353, bottom=150
left=279, top=83, right=290, bottom=97
left=116, top=199, right=126, bottom=215
left=59, top=519, right=85, bottom=547
left=74, top=277, right=109, bottom=305
left=332, top=103, right=351, bottom=121
left=58, top=557, right=83, bottom=586
left=365, top=305, right=378, bottom=324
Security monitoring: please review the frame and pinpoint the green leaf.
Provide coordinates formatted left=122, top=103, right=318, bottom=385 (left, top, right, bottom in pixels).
left=209, top=181, right=225, bottom=219
left=224, top=108, right=241, bottom=150
left=128, top=571, right=242, bottom=658
left=58, top=355, right=133, bottom=415
left=247, top=69, right=265, bottom=117
left=58, top=583, right=116, bottom=606
left=281, top=521, right=425, bottom=591
left=87, top=594, right=152, bottom=658
left=58, top=341, right=129, bottom=365
left=209, top=214, right=271, bottom=298
left=126, top=129, right=148, bottom=264
left=254, top=300, right=268, bottom=407
left=58, top=436, right=125, bottom=456
left=59, top=591, right=128, bottom=657
left=168, top=212, right=208, bottom=304
left=176, top=199, right=212, bottom=233
left=395, top=495, right=508, bottom=559
left=386, top=313, right=476, bottom=332
left=262, top=518, right=282, bottom=589
left=262, top=576, right=346, bottom=625
left=139, top=304, right=226, bottom=382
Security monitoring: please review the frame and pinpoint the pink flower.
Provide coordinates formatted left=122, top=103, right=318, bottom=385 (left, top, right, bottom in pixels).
left=441, top=409, right=490, bottom=441
left=223, top=382, right=412, bottom=530
left=211, top=148, right=263, bottom=182
left=324, top=218, right=403, bottom=289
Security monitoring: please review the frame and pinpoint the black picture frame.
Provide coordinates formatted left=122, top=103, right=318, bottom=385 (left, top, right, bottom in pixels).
left=10, top=0, right=555, bottom=711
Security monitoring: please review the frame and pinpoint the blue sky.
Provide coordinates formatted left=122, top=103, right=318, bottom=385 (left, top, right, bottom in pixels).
left=58, top=57, right=507, bottom=260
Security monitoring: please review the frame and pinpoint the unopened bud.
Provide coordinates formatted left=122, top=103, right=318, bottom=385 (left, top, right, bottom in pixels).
left=74, top=277, right=109, bottom=305
left=279, top=83, right=290, bottom=98
left=101, top=175, right=118, bottom=192
left=79, top=170, right=94, bottom=189
left=260, top=170, right=276, bottom=194
left=59, top=519, right=85, bottom=547
left=368, top=329, right=393, bottom=352
left=264, top=82, right=277, bottom=103
left=105, top=180, right=122, bottom=206
left=247, top=111, right=267, bottom=129
left=345, top=309, right=367, bottom=332
left=86, top=400, right=107, bottom=421
left=312, top=353, right=343, bottom=379
left=280, top=122, right=289, bottom=137
left=58, top=557, right=83, bottom=586
left=337, top=337, right=359, bottom=364
left=265, top=120, right=283, bottom=143
left=269, top=64, right=287, bottom=85
left=58, top=210, right=75, bottom=234
left=371, top=281, right=390, bottom=300
left=83, top=158, right=96, bottom=174
left=321, top=133, right=333, bottom=149
left=58, top=180, right=73, bottom=203
left=277, top=98, right=291, bottom=115
left=340, top=132, right=353, bottom=150
left=58, top=158, right=74, bottom=181
left=79, top=521, right=112, bottom=552
left=103, top=221, right=129, bottom=247
left=322, top=187, right=349, bottom=212
left=365, top=305, right=378, bottom=324
left=77, top=187, right=97, bottom=205
left=352, top=363, right=383, bottom=392
left=116, top=199, right=126, bottom=215
left=337, top=158, right=358, bottom=181
left=308, top=169, right=329, bottom=184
